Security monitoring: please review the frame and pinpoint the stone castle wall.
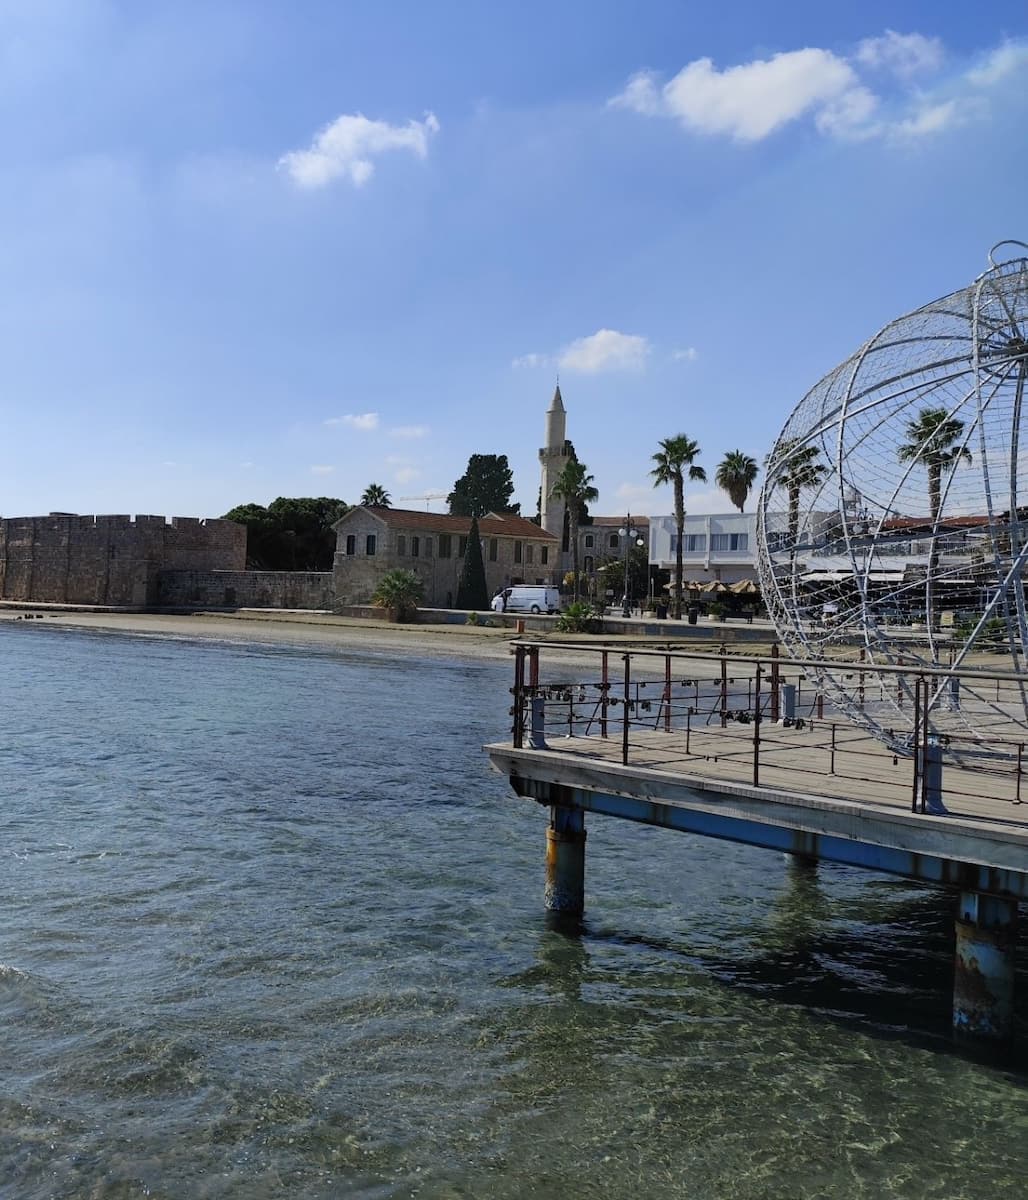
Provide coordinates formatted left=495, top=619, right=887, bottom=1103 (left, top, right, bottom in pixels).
left=0, top=514, right=246, bottom=606
left=157, top=570, right=334, bottom=611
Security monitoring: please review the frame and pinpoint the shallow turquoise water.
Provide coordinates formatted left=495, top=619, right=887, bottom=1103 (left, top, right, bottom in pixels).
left=0, top=622, right=1025, bottom=1199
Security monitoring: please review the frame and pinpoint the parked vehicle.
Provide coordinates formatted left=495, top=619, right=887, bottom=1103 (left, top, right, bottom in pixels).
left=503, top=585, right=561, bottom=615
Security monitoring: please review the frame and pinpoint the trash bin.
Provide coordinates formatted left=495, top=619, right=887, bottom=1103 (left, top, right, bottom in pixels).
left=687, top=604, right=698, bottom=625
left=656, top=602, right=668, bottom=620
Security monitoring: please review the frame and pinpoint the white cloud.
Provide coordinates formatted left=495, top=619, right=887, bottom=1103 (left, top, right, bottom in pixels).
left=310, top=464, right=335, bottom=475
left=389, top=425, right=429, bottom=439
left=857, top=30, right=944, bottom=78
left=278, top=110, right=440, bottom=189
left=671, top=347, right=698, bottom=362
left=325, top=413, right=379, bottom=431
left=613, top=49, right=862, bottom=142
left=394, top=466, right=421, bottom=484
left=512, top=352, right=550, bottom=369
left=891, top=99, right=960, bottom=138
left=559, top=329, right=650, bottom=373
left=609, top=72, right=662, bottom=116
left=609, top=33, right=1005, bottom=144
left=815, top=86, right=880, bottom=138
left=614, top=483, right=659, bottom=514
left=967, top=39, right=1028, bottom=86
left=682, top=487, right=733, bottom=515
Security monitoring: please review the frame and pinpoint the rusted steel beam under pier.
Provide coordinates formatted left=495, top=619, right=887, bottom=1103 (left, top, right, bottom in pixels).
left=489, top=745, right=1028, bottom=900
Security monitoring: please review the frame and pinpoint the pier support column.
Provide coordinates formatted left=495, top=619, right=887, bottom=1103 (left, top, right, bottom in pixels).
left=954, top=892, right=1018, bottom=1041
left=545, top=806, right=586, bottom=914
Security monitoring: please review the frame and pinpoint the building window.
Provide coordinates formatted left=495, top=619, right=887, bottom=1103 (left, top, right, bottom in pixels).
left=438, top=534, right=452, bottom=558
left=584, top=534, right=594, bottom=549
left=684, top=534, right=707, bottom=553
left=514, top=541, right=523, bottom=563
left=458, top=536, right=468, bottom=557
left=424, top=538, right=432, bottom=558
left=609, top=534, right=619, bottom=550
left=489, top=538, right=498, bottom=562
left=345, top=534, right=356, bottom=556
left=397, top=535, right=407, bottom=556
left=541, top=546, right=549, bottom=565
left=526, top=544, right=534, bottom=565
left=366, top=534, right=377, bottom=556
left=584, top=555, right=594, bottom=574
left=710, top=533, right=748, bottom=552
left=412, top=536, right=420, bottom=558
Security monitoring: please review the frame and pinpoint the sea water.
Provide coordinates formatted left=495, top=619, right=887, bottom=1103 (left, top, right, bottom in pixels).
left=0, top=621, right=1026, bottom=1199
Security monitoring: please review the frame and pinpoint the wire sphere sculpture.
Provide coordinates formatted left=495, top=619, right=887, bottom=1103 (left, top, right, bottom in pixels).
left=757, top=242, right=1028, bottom=759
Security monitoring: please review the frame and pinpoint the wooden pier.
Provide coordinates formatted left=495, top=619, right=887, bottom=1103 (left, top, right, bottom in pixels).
left=486, top=640, right=1028, bottom=1041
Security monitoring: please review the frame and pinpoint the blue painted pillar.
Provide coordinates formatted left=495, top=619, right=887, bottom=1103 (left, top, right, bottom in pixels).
left=545, top=806, right=586, bottom=914
left=953, top=891, right=1018, bottom=1041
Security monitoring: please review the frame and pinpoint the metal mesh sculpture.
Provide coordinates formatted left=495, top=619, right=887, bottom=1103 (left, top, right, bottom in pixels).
left=757, top=242, right=1028, bottom=758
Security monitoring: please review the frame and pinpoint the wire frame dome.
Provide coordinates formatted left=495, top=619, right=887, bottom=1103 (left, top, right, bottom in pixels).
left=757, top=242, right=1028, bottom=758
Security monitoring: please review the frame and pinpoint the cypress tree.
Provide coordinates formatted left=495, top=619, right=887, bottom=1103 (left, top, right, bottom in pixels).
left=456, top=516, right=490, bottom=611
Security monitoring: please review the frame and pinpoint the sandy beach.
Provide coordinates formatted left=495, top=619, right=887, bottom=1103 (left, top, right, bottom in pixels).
left=0, top=608, right=534, bottom=662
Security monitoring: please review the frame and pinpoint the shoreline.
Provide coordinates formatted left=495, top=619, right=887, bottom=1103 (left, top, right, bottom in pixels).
left=0, top=608, right=527, bottom=662
left=0, top=606, right=781, bottom=667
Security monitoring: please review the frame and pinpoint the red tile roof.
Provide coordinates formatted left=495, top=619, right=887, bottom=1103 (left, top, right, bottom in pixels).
left=335, top=506, right=556, bottom=539
left=881, top=516, right=991, bottom=531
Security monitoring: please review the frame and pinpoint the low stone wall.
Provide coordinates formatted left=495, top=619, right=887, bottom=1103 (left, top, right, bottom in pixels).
left=157, top=570, right=334, bottom=610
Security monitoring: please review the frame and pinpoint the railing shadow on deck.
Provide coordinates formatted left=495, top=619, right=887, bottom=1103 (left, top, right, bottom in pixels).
left=509, top=639, right=1028, bottom=823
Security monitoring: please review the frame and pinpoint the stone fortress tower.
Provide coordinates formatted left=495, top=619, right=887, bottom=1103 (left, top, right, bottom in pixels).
left=538, top=384, right=570, bottom=538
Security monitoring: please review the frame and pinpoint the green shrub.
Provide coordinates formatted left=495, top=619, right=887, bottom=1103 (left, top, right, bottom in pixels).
left=555, top=601, right=601, bottom=634
left=372, top=569, right=423, bottom=622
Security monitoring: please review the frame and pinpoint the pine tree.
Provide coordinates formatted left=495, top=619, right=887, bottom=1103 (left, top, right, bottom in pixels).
left=456, top=516, right=490, bottom=610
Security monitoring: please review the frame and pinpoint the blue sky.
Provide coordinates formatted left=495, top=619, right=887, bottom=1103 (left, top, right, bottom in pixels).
left=2, top=0, right=1026, bottom=519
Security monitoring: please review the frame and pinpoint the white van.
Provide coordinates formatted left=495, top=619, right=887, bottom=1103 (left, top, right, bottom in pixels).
left=503, top=585, right=561, bottom=615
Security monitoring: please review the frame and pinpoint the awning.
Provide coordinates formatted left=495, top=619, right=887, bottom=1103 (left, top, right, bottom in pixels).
left=801, top=570, right=851, bottom=583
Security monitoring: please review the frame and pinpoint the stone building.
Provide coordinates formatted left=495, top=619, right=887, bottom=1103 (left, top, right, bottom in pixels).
left=332, top=506, right=557, bottom=608
left=0, top=513, right=246, bottom=606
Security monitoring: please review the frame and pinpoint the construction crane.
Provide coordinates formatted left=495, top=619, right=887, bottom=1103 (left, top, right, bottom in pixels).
left=397, top=492, right=448, bottom=511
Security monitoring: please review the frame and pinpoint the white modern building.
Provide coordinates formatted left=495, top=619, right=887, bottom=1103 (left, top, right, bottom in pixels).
left=648, top=512, right=760, bottom=585
left=649, top=510, right=840, bottom=584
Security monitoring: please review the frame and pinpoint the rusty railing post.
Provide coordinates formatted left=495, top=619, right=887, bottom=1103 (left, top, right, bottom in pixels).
left=600, top=650, right=609, bottom=740
left=720, top=646, right=728, bottom=728
left=512, top=643, right=526, bottom=748
left=1017, top=744, right=1024, bottom=805
left=622, top=652, right=632, bottom=766
left=770, top=643, right=780, bottom=723
left=830, top=723, right=836, bottom=775
left=753, top=664, right=762, bottom=787
left=911, top=676, right=922, bottom=812
left=664, top=653, right=672, bottom=734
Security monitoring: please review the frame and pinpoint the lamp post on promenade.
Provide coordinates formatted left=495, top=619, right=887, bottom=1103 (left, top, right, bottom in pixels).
left=618, top=515, right=646, bottom=618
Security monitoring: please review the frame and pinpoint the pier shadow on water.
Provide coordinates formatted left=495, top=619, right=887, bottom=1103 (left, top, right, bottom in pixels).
left=511, top=863, right=1028, bottom=1074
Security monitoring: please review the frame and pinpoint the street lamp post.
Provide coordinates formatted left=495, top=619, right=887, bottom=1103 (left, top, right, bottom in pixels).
left=618, top=514, right=646, bottom=618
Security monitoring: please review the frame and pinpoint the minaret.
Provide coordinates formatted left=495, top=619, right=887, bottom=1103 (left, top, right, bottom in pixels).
left=539, top=384, right=569, bottom=537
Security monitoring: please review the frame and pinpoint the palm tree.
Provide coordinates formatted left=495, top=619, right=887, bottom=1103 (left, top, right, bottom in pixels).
left=897, top=407, right=971, bottom=521
left=360, top=483, right=391, bottom=507
left=651, top=435, right=706, bottom=618
left=372, top=568, right=423, bottom=621
left=550, top=459, right=598, bottom=602
left=715, top=451, right=759, bottom=513
left=772, top=439, right=828, bottom=547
